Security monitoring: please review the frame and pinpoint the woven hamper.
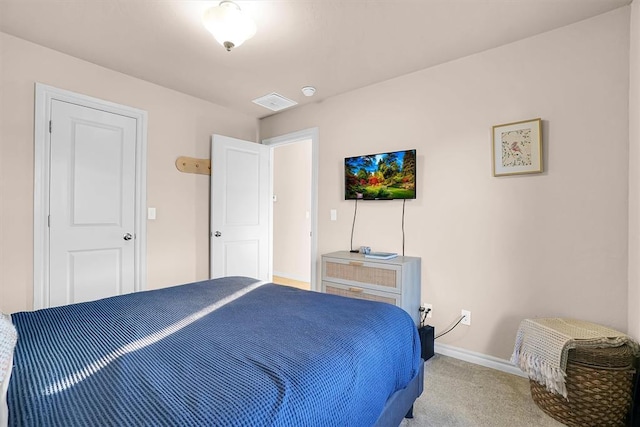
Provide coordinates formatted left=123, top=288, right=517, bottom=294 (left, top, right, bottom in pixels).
left=530, top=344, right=636, bottom=427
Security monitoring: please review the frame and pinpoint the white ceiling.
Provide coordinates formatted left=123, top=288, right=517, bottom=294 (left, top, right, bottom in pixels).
left=0, top=0, right=631, bottom=118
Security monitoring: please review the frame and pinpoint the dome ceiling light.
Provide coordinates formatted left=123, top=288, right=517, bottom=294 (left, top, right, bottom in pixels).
left=202, top=1, right=256, bottom=52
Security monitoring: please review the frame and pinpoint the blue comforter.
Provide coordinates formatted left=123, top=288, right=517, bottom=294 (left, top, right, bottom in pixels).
left=8, top=277, right=421, bottom=426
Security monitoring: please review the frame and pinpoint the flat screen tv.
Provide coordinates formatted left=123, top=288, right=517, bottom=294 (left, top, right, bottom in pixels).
left=345, top=149, right=416, bottom=200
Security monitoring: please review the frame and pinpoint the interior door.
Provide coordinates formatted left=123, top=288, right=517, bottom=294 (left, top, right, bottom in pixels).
left=49, top=99, right=137, bottom=307
left=210, top=134, right=271, bottom=280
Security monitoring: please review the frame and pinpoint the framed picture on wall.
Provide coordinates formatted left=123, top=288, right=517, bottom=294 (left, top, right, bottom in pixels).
left=492, top=118, right=542, bottom=177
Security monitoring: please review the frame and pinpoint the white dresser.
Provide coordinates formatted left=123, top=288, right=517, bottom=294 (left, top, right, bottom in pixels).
left=321, top=251, right=421, bottom=325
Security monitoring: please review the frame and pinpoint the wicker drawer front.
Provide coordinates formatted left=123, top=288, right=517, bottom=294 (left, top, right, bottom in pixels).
left=323, top=282, right=399, bottom=306
left=324, top=260, right=400, bottom=291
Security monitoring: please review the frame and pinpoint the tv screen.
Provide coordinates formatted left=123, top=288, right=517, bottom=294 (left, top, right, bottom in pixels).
left=345, top=149, right=416, bottom=200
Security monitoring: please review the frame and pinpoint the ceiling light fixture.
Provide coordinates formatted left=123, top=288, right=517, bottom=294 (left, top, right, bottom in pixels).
left=202, top=1, right=256, bottom=52
left=301, top=86, right=316, bottom=97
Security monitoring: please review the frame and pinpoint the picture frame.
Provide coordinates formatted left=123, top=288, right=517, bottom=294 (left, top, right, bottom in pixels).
left=492, top=118, right=542, bottom=177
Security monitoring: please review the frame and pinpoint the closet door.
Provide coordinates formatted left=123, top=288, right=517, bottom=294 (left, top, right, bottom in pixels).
left=49, top=100, right=137, bottom=306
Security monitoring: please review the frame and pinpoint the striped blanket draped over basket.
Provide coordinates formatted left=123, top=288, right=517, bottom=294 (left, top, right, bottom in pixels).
left=511, top=317, right=640, bottom=398
left=8, top=277, right=421, bottom=426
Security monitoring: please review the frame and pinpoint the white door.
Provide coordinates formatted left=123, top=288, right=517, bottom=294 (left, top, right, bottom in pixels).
left=49, top=99, right=137, bottom=307
left=210, top=134, right=270, bottom=280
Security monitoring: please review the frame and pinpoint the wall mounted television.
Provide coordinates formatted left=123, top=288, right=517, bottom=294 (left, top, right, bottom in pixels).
left=345, top=149, right=416, bottom=200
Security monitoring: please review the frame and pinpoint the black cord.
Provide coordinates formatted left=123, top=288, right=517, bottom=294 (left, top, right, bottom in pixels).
left=350, top=199, right=358, bottom=252
left=419, top=307, right=431, bottom=328
left=435, top=315, right=465, bottom=339
left=402, top=199, right=406, bottom=256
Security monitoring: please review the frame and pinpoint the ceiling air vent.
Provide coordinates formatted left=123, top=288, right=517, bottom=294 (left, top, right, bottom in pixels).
left=252, top=93, right=298, bottom=112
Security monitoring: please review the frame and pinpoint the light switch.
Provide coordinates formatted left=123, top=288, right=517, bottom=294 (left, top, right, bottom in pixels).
left=148, top=207, right=156, bottom=220
left=330, top=209, right=337, bottom=221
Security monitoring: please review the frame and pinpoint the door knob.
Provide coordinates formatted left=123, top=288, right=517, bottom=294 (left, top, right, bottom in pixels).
left=123, top=233, right=133, bottom=241
left=214, top=231, right=222, bottom=237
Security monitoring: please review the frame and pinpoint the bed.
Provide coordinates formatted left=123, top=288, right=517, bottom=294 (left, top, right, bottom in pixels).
left=1, top=276, right=423, bottom=426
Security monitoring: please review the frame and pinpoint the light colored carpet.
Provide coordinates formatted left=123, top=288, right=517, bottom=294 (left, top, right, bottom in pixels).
left=399, top=354, right=565, bottom=427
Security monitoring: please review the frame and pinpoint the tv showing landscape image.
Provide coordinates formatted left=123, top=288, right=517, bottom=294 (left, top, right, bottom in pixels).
left=345, top=149, right=416, bottom=200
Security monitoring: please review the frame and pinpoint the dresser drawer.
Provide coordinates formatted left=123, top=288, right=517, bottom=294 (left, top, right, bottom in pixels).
left=323, top=257, right=402, bottom=293
left=322, top=281, right=400, bottom=307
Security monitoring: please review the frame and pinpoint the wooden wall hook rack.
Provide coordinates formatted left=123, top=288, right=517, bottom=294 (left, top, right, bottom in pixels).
left=176, top=156, right=211, bottom=175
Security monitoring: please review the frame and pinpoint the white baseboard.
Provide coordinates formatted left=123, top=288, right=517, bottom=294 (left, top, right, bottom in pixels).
left=434, top=342, right=526, bottom=378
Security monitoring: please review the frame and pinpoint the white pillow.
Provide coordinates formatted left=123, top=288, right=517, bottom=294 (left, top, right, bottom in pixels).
left=0, top=314, right=17, bottom=427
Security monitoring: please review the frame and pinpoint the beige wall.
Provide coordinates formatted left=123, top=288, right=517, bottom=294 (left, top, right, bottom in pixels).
left=0, top=32, right=257, bottom=314
left=261, top=8, right=632, bottom=359
left=272, top=141, right=312, bottom=282
left=629, top=1, right=640, bottom=342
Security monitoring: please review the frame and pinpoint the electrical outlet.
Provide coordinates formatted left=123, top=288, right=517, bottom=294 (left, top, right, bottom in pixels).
left=425, top=303, right=433, bottom=318
left=461, top=309, right=471, bottom=326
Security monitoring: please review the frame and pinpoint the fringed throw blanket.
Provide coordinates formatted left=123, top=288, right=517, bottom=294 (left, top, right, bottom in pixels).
left=511, top=318, right=640, bottom=398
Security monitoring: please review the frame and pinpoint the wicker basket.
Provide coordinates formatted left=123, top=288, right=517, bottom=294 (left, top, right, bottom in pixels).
left=529, top=345, right=636, bottom=427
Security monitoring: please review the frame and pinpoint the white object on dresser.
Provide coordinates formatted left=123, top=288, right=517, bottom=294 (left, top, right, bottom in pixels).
left=321, top=251, right=421, bottom=325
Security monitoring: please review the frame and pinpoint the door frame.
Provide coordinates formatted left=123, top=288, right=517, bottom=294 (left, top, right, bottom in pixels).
left=33, top=83, right=148, bottom=310
left=262, top=128, right=319, bottom=291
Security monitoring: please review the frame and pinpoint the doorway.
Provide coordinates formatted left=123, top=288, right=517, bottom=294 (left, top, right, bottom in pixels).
left=262, top=128, right=318, bottom=291
left=272, top=140, right=311, bottom=290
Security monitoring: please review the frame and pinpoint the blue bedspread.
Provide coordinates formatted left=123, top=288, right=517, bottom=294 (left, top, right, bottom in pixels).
left=8, top=277, right=421, bottom=426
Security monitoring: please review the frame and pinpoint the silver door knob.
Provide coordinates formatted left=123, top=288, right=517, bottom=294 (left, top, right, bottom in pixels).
left=123, top=233, right=133, bottom=241
left=214, top=231, right=222, bottom=237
